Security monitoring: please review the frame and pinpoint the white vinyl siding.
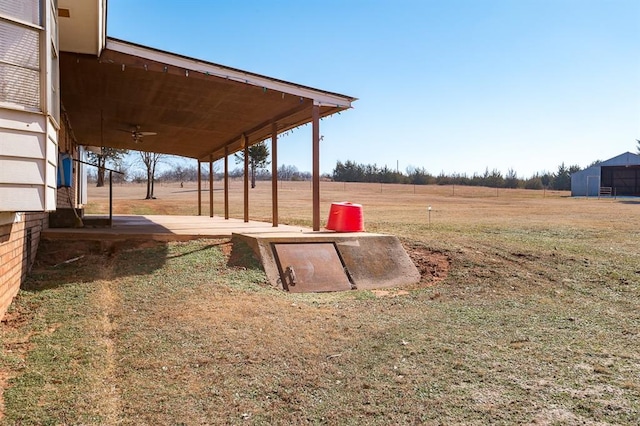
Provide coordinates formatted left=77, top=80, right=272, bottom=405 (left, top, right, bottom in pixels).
left=45, top=123, right=57, bottom=210
left=0, top=158, right=44, bottom=184
left=0, top=129, right=45, bottom=158
left=0, top=186, right=45, bottom=211
left=0, top=0, right=58, bottom=212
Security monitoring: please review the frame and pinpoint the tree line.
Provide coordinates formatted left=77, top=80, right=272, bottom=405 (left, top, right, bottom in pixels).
left=88, top=139, right=615, bottom=196
left=88, top=153, right=584, bottom=192
left=331, top=160, right=583, bottom=191
left=148, top=163, right=311, bottom=183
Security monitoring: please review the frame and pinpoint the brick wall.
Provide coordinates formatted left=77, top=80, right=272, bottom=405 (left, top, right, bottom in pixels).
left=0, top=212, right=47, bottom=319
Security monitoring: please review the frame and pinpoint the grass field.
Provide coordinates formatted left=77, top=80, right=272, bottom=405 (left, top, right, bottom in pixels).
left=1, top=181, right=639, bottom=425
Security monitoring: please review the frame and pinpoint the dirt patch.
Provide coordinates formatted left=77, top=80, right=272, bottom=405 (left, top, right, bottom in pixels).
left=403, top=242, right=451, bottom=287
left=94, top=279, right=120, bottom=424
left=220, top=241, right=233, bottom=258
left=1, top=306, right=36, bottom=356
left=34, top=239, right=105, bottom=268
left=0, top=307, right=31, bottom=331
left=370, top=289, right=410, bottom=298
left=225, top=239, right=261, bottom=270
left=0, top=304, right=36, bottom=422
left=35, top=238, right=165, bottom=268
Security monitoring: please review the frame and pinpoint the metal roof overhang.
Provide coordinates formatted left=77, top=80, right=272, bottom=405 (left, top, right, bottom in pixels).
left=60, top=38, right=356, bottom=162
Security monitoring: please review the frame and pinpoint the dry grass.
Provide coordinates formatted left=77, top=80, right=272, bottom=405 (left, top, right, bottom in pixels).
left=1, top=181, right=639, bottom=425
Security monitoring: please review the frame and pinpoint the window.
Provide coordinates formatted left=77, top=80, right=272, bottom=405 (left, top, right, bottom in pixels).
left=0, top=0, right=42, bottom=111
left=0, top=0, right=41, bottom=25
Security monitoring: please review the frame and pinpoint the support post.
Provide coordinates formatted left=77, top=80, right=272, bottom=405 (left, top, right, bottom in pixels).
left=243, top=134, right=249, bottom=223
left=209, top=155, right=214, bottom=217
left=109, top=170, right=113, bottom=228
left=224, top=146, right=229, bottom=220
left=271, top=122, right=278, bottom=227
left=197, top=160, right=202, bottom=216
left=312, top=102, right=320, bottom=231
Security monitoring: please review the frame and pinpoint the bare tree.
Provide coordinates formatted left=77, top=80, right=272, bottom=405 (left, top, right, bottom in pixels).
left=138, top=151, right=164, bottom=199
left=278, top=164, right=299, bottom=181
left=87, top=147, right=128, bottom=187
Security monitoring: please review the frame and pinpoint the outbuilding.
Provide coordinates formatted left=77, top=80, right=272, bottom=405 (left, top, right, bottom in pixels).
left=571, top=152, right=640, bottom=197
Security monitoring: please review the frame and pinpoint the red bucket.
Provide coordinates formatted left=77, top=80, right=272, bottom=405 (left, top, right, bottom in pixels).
left=326, top=202, right=364, bottom=232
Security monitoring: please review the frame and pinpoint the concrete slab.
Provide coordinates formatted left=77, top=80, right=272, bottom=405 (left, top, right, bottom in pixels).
left=42, top=214, right=308, bottom=241
left=232, top=232, right=420, bottom=292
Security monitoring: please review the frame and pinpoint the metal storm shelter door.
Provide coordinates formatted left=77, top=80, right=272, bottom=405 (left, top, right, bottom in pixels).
left=271, top=243, right=352, bottom=292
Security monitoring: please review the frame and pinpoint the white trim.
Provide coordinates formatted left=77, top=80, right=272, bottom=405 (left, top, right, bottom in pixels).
left=40, top=0, right=49, bottom=117
left=0, top=13, right=44, bottom=31
left=78, top=146, right=88, bottom=206
left=0, top=102, right=41, bottom=114
left=0, top=58, right=40, bottom=72
left=106, top=39, right=355, bottom=109
left=313, top=100, right=343, bottom=107
left=0, top=107, right=47, bottom=130
left=97, top=0, right=107, bottom=55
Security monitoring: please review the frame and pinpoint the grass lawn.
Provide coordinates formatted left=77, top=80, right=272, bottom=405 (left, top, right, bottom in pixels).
left=1, top=181, right=639, bottom=425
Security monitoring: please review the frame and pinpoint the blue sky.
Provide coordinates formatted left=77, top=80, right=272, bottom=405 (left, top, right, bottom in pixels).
left=108, top=0, right=640, bottom=178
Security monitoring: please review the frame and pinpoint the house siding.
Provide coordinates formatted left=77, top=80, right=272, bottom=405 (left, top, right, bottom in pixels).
left=0, top=112, right=76, bottom=319
left=0, top=109, right=51, bottom=211
left=1, top=0, right=59, bottom=213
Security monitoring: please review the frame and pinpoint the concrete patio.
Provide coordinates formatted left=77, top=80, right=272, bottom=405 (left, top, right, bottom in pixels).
left=42, top=215, right=309, bottom=241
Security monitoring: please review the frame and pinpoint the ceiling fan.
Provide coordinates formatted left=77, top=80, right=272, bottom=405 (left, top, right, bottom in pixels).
left=119, top=125, right=157, bottom=143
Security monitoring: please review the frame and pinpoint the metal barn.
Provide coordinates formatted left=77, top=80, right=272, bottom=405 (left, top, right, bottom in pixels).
left=571, top=152, right=640, bottom=197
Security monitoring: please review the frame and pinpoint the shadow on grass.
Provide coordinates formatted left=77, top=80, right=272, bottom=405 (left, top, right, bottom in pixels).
left=165, top=241, right=227, bottom=260
left=227, top=239, right=263, bottom=270
left=23, top=239, right=169, bottom=291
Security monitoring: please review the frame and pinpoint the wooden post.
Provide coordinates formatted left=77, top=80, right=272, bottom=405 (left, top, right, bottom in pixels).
left=209, top=155, right=213, bottom=217
left=312, top=102, right=320, bottom=231
left=224, top=145, right=229, bottom=220
left=197, top=160, right=202, bottom=216
left=243, top=134, right=249, bottom=223
left=271, top=122, right=278, bottom=227
left=109, top=170, right=113, bottom=228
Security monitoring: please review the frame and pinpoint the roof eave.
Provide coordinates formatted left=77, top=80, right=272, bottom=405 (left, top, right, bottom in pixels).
left=106, top=38, right=357, bottom=109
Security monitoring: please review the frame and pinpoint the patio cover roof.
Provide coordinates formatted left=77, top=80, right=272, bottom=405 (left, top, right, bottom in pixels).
left=60, top=38, right=356, bottom=161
